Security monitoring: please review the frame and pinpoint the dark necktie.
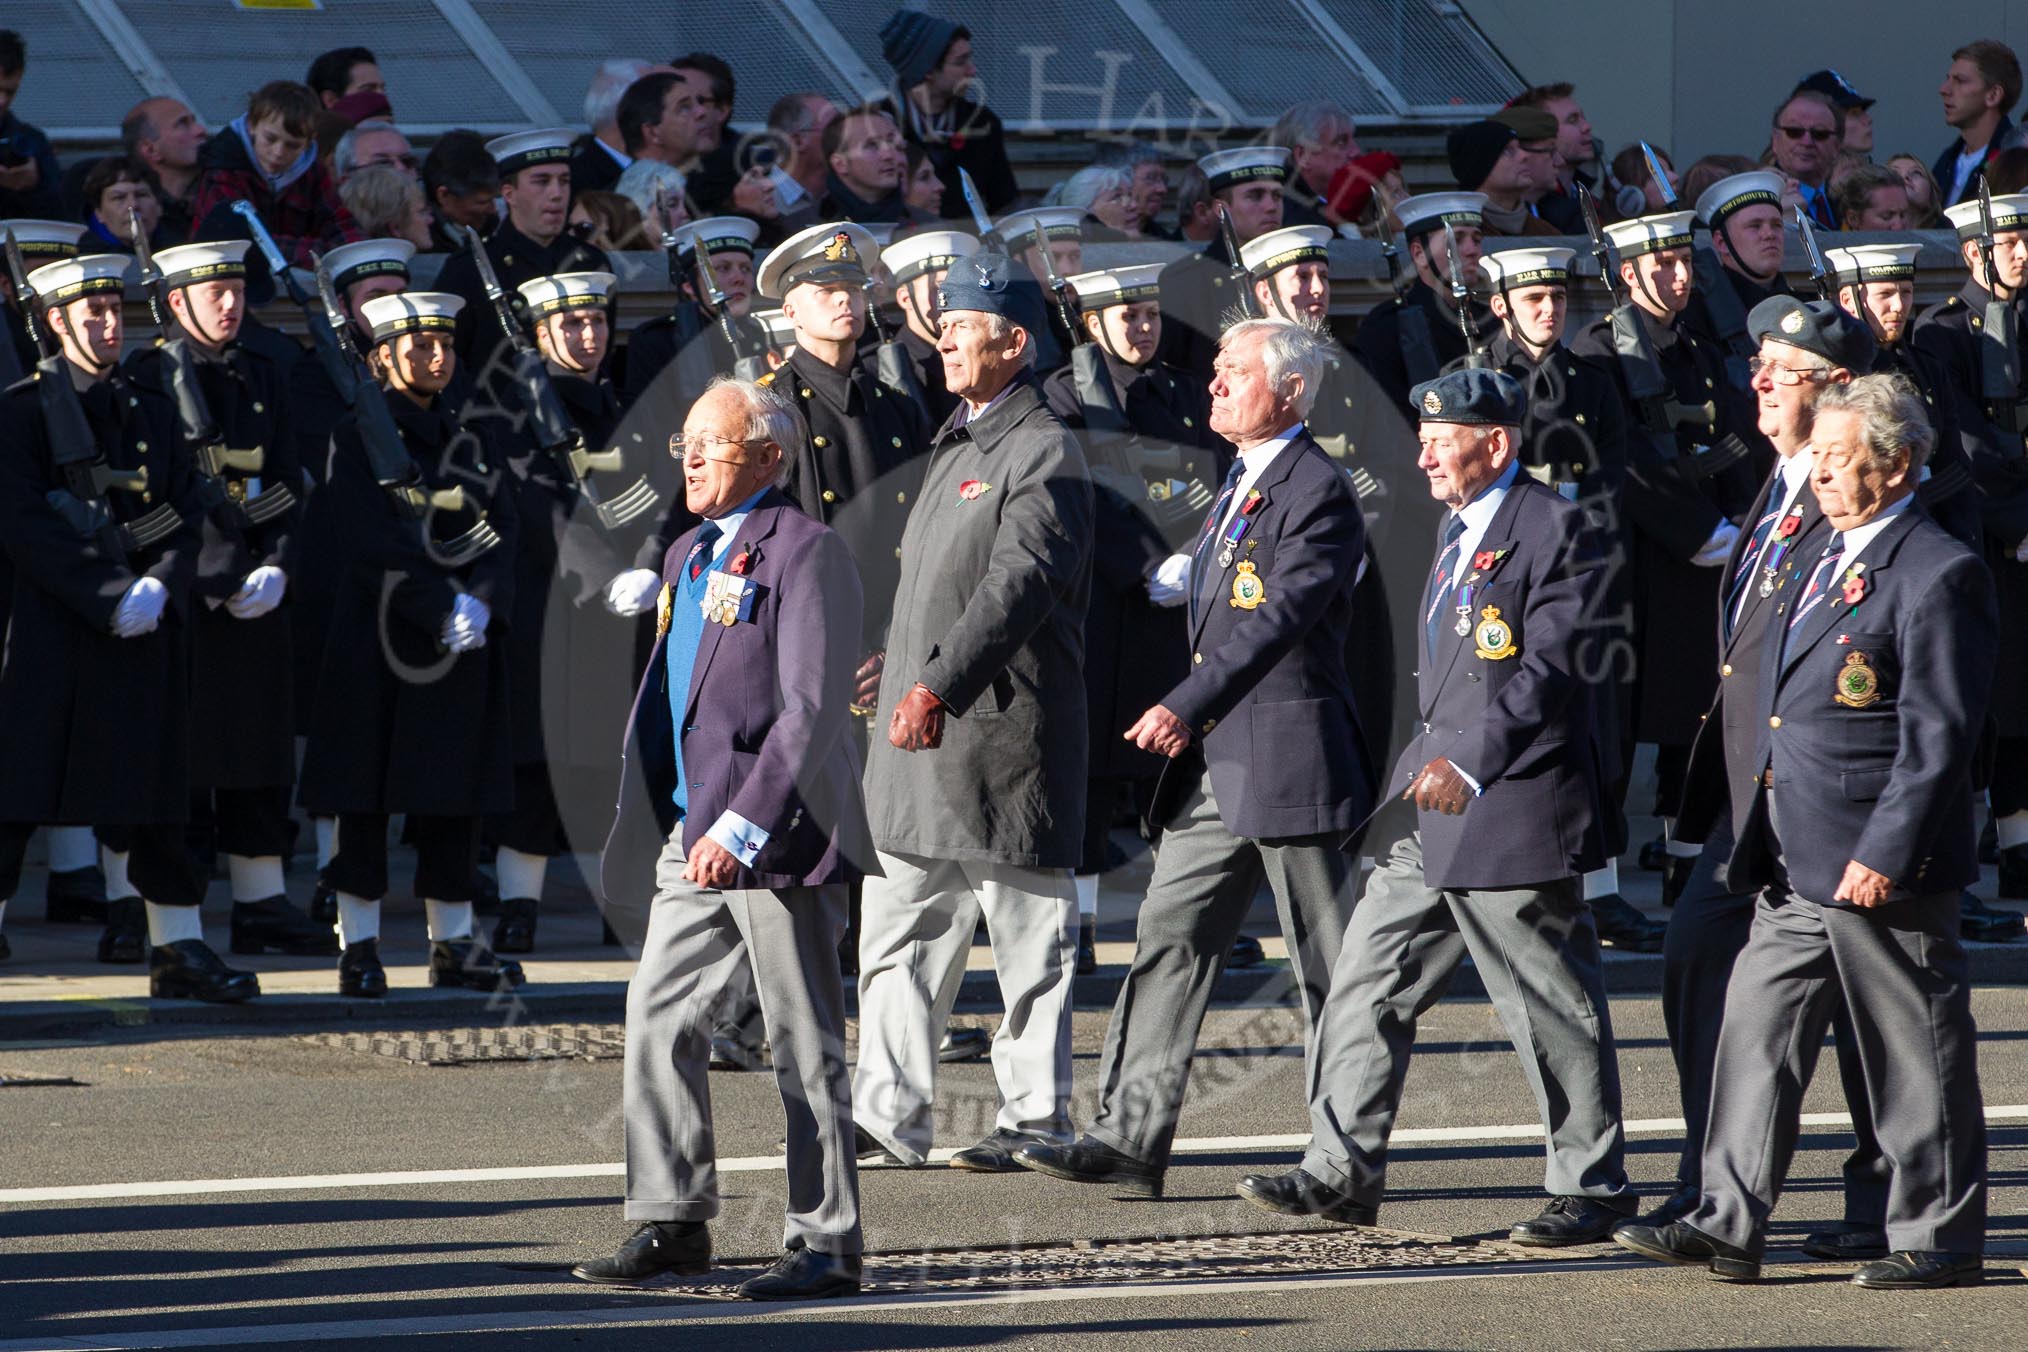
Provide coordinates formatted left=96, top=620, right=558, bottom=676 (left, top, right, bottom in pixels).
left=1189, top=458, right=1248, bottom=623
left=1783, top=532, right=1845, bottom=656
left=685, top=520, right=722, bottom=589
left=1424, top=514, right=1467, bottom=659
left=1726, top=499, right=1787, bottom=632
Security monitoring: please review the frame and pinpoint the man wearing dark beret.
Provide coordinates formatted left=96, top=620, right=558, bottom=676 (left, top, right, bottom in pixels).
left=875, top=9, right=1016, bottom=218
left=1237, top=366, right=1638, bottom=1245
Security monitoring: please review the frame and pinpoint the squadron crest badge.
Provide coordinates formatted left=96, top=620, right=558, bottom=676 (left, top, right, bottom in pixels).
left=1473, top=605, right=1518, bottom=660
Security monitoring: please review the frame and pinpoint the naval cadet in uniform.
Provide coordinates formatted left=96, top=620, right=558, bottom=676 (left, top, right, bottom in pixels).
left=1351, top=192, right=1494, bottom=421
left=1237, top=367, right=1636, bottom=1245
left=1682, top=171, right=1795, bottom=389
left=882, top=226, right=978, bottom=427
left=1158, top=147, right=1289, bottom=384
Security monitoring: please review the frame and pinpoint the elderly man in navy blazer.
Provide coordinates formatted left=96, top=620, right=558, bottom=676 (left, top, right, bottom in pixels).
left=1014, top=316, right=1374, bottom=1199
left=1237, top=367, right=1638, bottom=1243
left=1618, top=374, right=1995, bottom=1290
left=578, top=377, right=872, bottom=1303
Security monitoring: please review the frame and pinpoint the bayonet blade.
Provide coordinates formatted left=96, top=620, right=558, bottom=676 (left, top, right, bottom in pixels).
left=958, top=168, right=994, bottom=239
left=1640, top=142, right=1676, bottom=208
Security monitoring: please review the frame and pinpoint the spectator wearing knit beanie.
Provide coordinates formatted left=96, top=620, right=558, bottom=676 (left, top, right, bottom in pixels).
left=872, top=9, right=1017, bottom=219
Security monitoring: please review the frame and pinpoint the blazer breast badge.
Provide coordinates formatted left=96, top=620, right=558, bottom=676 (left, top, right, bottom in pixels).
left=1229, top=560, right=1266, bottom=609
left=1834, top=650, right=1880, bottom=708
left=1473, top=605, right=1518, bottom=660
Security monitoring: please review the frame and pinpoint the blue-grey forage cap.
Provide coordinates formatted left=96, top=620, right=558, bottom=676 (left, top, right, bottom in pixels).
left=935, top=251, right=1050, bottom=337
left=1747, top=294, right=1878, bottom=372
left=1411, top=367, right=1528, bottom=426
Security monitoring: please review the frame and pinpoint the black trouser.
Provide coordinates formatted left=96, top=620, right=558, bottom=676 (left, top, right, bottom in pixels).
left=1651, top=742, right=1692, bottom=823
left=490, top=763, right=570, bottom=857
left=325, top=813, right=482, bottom=902
left=190, top=786, right=294, bottom=858
left=1991, top=736, right=2028, bottom=817
left=0, top=822, right=201, bottom=908
left=1079, top=776, right=1140, bottom=875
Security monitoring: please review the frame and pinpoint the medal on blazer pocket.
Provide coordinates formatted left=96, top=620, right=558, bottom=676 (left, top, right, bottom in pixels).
left=1834, top=650, right=1880, bottom=707
left=1473, top=605, right=1518, bottom=660
left=655, top=583, right=673, bottom=639
left=1229, top=560, right=1266, bottom=609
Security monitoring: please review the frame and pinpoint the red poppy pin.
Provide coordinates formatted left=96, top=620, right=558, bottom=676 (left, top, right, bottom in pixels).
left=950, top=134, right=966, bottom=151
left=1240, top=489, right=1264, bottom=516
left=958, top=479, right=992, bottom=501
left=1840, top=564, right=1868, bottom=607
left=1773, top=510, right=1801, bottom=541
left=1472, top=547, right=1511, bottom=573
left=729, top=547, right=753, bottom=577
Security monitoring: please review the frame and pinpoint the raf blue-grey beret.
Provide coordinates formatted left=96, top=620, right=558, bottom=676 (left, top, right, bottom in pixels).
left=1411, top=367, right=1527, bottom=426
left=936, top=251, right=1050, bottom=338
left=1747, top=294, right=1878, bottom=372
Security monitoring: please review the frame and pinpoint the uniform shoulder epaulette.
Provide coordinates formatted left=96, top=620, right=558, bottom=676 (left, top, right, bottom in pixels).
left=755, top=369, right=777, bottom=387
left=1945, top=295, right=1962, bottom=307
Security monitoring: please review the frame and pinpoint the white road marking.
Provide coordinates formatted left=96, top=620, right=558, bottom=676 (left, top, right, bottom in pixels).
left=0, top=1261, right=1650, bottom=1350
left=4, top=1106, right=2025, bottom=1206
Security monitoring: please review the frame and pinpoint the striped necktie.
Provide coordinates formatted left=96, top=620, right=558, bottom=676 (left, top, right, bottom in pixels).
left=1424, top=514, right=1467, bottom=659
left=1189, top=459, right=1248, bottom=621
left=1783, top=533, right=1845, bottom=654
left=685, top=521, right=722, bottom=589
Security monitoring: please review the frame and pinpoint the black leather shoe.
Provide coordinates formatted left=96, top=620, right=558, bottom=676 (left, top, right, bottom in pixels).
left=1590, top=894, right=1665, bottom=952
left=492, top=897, right=537, bottom=954
left=951, top=1128, right=1049, bottom=1173
left=1236, top=1168, right=1376, bottom=1225
left=939, top=1025, right=991, bottom=1063
left=150, top=940, right=260, bottom=1003
left=1076, top=915, right=1098, bottom=975
left=854, top=1125, right=910, bottom=1169
left=1509, top=1194, right=1638, bottom=1246
left=1632, top=1184, right=1700, bottom=1229
left=571, top=1221, right=710, bottom=1284
left=427, top=938, right=525, bottom=990
left=739, top=1244, right=862, bottom=1301
left=1851, top=1250, right=1983, bottom=1289
left=1802, top=1224, right=1889, bottom=1260
left=709, top=1026, right=767, bottom=1071
left=307, top=881, right=337, bottom=926
left=1614, top=1220, right=1760, bottom=1281
left=1660, top=856, right=1696, bottom=908
left=338, top=939, right=388, bottom=998
left=230, top=894, right=340, bottom=956
left=1638, top=836, right=1667, bottom=871
left=97, top=898, right=145, bottom=964
left=1228, top=933, right=1266, bottom=969
left=45, top=865, right=109, bottom=924
left=1960, top=886, right=2025, bottom=940
left=1015, top=1134, right=1164, bottom=1197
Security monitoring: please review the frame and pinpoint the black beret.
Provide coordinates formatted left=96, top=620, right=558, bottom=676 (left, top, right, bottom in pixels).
left=936, top=251, right=1050, bottom=338
left=1412, top=368, right=1527, bottom=426
left=1747, top=294, right=1877, bottom=372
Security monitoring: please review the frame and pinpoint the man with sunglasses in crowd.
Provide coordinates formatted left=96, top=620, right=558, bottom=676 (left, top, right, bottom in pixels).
left=1768, top=90, right=1844, bottom=228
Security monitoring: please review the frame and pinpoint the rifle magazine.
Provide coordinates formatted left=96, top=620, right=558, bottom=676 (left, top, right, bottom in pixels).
left=593, top=478, right=662, bottom=530
left=122, top=502, right=185, bottom=551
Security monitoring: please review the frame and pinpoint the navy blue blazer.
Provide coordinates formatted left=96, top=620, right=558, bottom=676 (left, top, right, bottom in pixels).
left=1154, top=429, right=1374, bottom=841
left=603, top=489, right=876, bottom=902
left=1380, top=479, right=1613, bottom=890
left=1725, top=504, right=1996, bottom=905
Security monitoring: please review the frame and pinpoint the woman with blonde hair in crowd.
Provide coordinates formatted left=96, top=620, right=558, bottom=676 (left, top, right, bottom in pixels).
left=338, top=162, right=431, bottom=250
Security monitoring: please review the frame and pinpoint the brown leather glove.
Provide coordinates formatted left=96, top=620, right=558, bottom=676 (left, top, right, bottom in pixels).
left=1406, top=756, right=1472, bottom=815
left=888, top=682, right=945, bottom=751
left=853, top=650, right=885, bottom=712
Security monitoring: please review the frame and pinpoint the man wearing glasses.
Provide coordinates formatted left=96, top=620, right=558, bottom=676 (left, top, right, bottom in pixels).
left=1768, top=90, right=1844, bottom=228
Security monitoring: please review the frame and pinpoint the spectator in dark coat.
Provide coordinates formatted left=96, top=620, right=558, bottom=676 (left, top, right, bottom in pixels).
left=0, top=30, right=63, bottom=219
left=189, top=81, right=361, bottom=271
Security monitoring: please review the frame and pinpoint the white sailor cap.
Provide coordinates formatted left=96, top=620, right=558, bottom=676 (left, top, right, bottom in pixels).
left=484, top=127, right=577, bottom=177
left=1695, top=170, right=1785, bottom=229
left=995, top=207, right=1085, bottom=251
left=322, top=238, right=415, bottom=292
left=1824, top=242, right=1922, bottom=285
left=1394, top=192, right=1487, bottom=239
left=754, top=307, right=797, bottom=349
left=1063, top=262, right=1164, bottom=310
left=152, top=240, right=250, bottom=287
left=1944, top=193, right=2028, bottom=240
left=516, top=270, right=618, bottom=317
left=360, top=290, right=466, bottom=344
left=881, top=229, right=980, bottom=287
left=1603, top=210, right=1697, bottom=259
left=668, top=216, right=761, bottom=261
left=0, top=219, right=87, bottom=262
left=1197, top=146, right=1290, bottom=193
left=755, top=221, right=879, bottom=299
left=1240, top=224, right=1333, bottom=278
left=27, top=253, right=130, bottom=306
left=1480, top=246, right=1577, bottom=289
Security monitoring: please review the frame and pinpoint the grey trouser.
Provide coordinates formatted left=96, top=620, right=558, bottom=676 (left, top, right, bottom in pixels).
left=852, top=848, right=1077, bottom=1164
left=1089, top=765, right=1361, bottom=1166
left=622, top=829, right=860, bottom=1255
left=1301, top=830, right=1632, bottom=1211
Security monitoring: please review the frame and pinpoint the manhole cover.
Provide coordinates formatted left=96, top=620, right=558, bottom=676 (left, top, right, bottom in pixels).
left=304, top=1023, right=626, bottom=1065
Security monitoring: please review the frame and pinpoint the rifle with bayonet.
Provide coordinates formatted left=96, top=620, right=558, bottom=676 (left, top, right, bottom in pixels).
left=1216, top=202, right=1263, bottom=323
left=456, top=222, right=659, bottom=531
left=1649, top=139, right=1753, bottom=391
left=1578, top=184, right=1742, bottom=480
left=663, top=190, right=770, bottom=382
left=237, top=202, right=498, bottom=564
left=1973, top=176, right=2025, bottom=437
left=1793, top=211, right=1833, bottom=302
left=133, top=208, right=293, bottom=527
left=957, top=169, right=1004, bottom=251
left=1443, top=220, right=1488, bottom=369
left=1031, top=214, right=1133, bottom=438
left=4, top=228, right=162, bottom=563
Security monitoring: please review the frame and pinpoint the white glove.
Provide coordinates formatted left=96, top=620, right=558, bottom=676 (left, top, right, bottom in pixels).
left=605, top=568, right=662, bottom=617
left=1146, top=552, right=1192, bottom=608
left=441, top=593, right=491, bottom=653
left=2015, top=535, right=2028, bottom=565
left=1689, top=519, right=1740, bottom=568
left=112, top=577, right=168, bottom=638
left=225, top=565, right=287, bottom=620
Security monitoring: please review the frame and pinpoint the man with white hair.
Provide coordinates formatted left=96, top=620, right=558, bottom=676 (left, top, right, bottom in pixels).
left=1272, top=100, right=1359, bottom=230
left=332, top=121, right=417, bottom=187
left=1015, top=317, right=1373, bottom=1199
left=571, top=58, right=662, bottom=195
left=1233, top=366, right=1637, bottom=1246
